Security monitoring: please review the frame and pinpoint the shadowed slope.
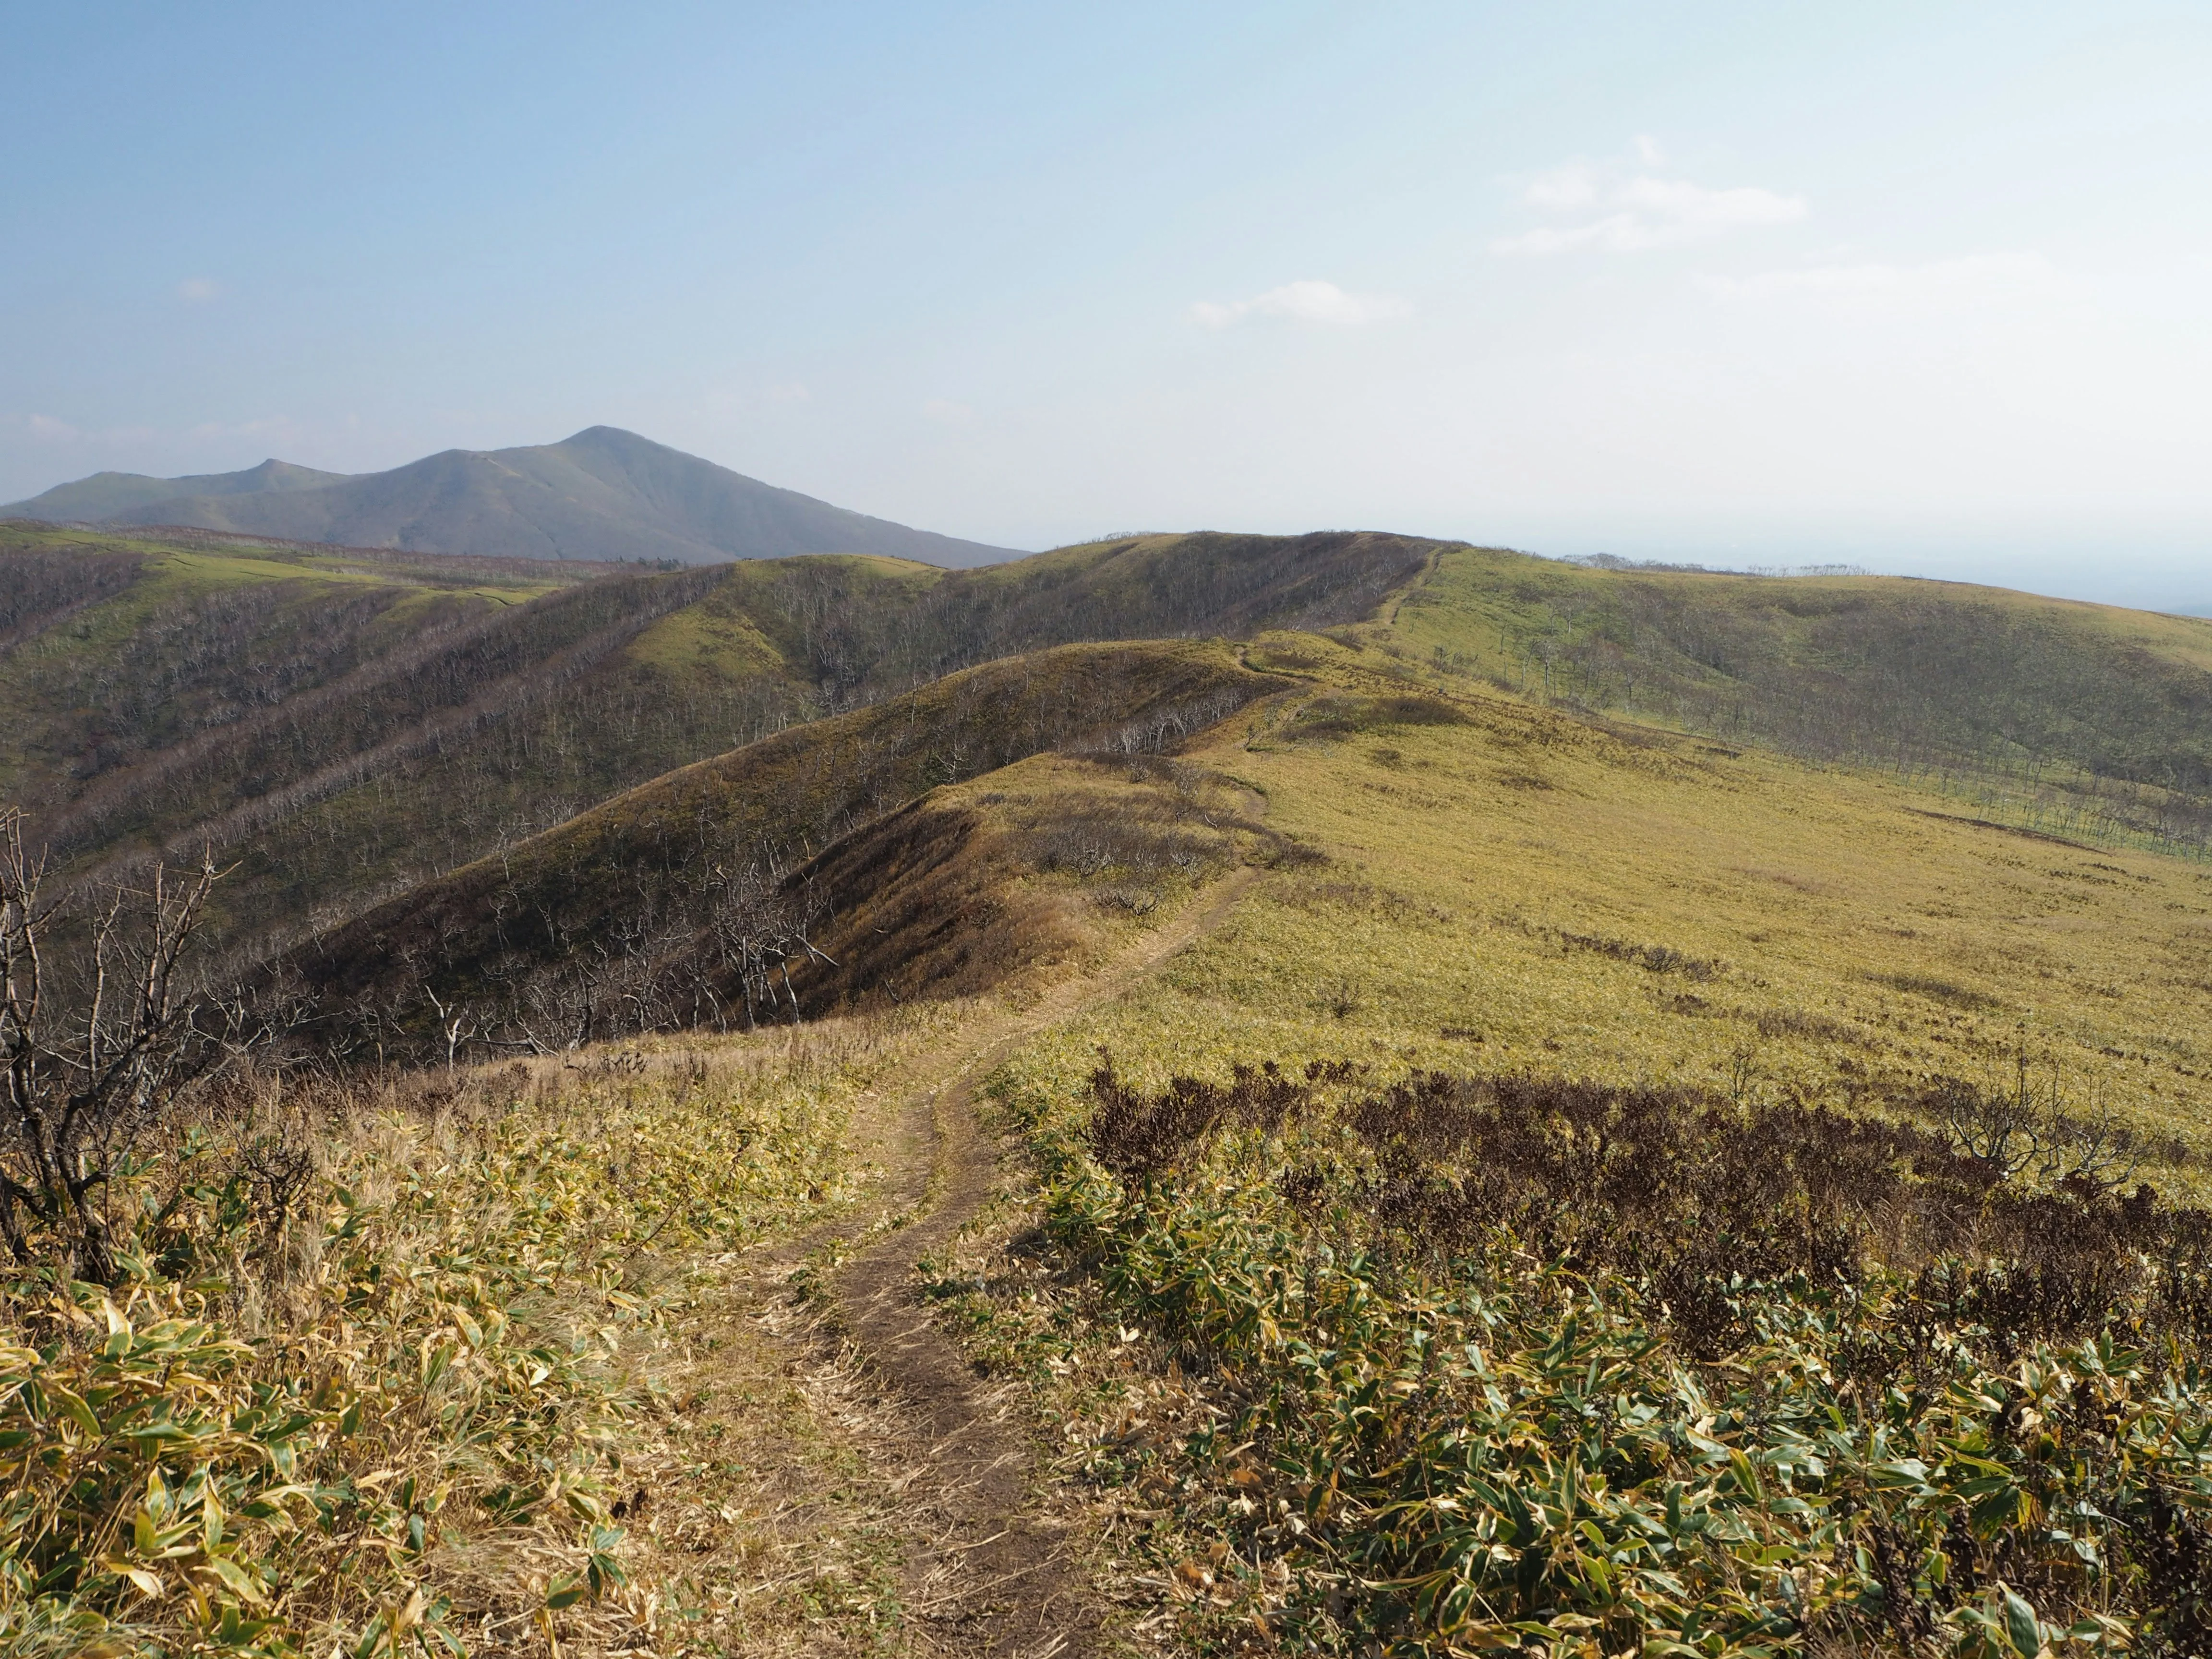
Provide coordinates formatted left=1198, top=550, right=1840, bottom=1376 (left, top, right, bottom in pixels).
left=280, top=641, right=1291, bottom=1056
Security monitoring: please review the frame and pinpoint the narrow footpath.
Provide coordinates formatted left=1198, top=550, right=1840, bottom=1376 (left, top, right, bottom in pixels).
left=820, top=858, right=1259, bottom=1657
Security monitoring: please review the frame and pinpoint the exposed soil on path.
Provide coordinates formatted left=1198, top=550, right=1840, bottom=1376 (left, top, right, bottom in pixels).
left=826, top=859, right=1260, bottom=1657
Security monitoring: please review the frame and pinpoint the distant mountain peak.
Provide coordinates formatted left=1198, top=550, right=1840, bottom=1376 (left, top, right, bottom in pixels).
left=2, top=431, right=1022, bottom=568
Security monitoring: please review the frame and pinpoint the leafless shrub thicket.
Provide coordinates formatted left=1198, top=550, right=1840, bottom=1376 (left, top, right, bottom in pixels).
left=1082, top=1056, right=2212, bottom=1363
left=1559, top=928, right=1724, bottom=980
left=1925, top=1048, right=2184, bottom=1194
left=0, top=544, right=144, bottom=653
left=0, top=808, right=272, bottom=1282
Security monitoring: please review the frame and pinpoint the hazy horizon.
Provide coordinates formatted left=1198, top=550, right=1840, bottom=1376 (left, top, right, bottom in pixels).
left=7, top=3, right=2211, bottom=611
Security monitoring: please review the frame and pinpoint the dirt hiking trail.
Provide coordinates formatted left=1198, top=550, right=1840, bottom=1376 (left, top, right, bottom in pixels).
left=818, top=858, right=1259, bottom=1657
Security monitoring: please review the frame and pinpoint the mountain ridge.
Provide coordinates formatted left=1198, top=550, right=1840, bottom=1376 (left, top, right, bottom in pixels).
left=1, top=426, right=1022, bottom=567
left=7, top=457, right=353, bottom=523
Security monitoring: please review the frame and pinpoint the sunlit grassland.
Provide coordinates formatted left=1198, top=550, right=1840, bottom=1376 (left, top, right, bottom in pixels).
left=996, top=643, right=2212, bottom=1159
left=623, top=598, right=789, bottom=683
left=949, top=647, right=2212, bottom=1657
left=1384, top=545, right=2212, bottom=689
left=1363, top=546, right=2212, bottom=855
left=661, top=553, right=941, bottom=685
left=0, top=1007, right=965, bottom=1657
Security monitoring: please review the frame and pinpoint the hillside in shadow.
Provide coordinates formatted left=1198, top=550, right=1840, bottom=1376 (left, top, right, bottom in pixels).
left=3, top=523, right=1431, bottom=954
left=276, top=640, right=1291, bottom=1057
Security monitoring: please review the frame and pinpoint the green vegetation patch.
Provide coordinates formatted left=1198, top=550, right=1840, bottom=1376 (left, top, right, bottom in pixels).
left=980, top=1054, right=2211, bottom=1654
left=1379, top=547, right=2212, bottom=855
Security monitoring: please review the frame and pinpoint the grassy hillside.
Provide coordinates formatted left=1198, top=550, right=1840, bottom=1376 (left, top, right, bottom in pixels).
left=20, top=522, right=2212, bottom=943
left=1, top=524, right=1440, bottom=959
left=12, top=612, right=2212, bottom=1654
left=1002, top=633, right=2212, bottom=1161
left=936, top=654, right=2212, bottom=1654
left=1371, top=547, right=2212, bottom=851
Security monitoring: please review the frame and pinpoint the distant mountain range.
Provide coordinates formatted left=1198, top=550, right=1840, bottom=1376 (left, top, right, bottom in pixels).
left=0, top=426, right=1022, bottom=567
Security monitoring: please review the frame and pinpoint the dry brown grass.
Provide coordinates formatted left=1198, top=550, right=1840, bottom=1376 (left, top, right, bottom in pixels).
left=0, top=1011, right=967, bottom=1656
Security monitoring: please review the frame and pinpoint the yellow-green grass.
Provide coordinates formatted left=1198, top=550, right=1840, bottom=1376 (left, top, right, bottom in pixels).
left=0, top=1007, right=962, bottom=1656
left=1349, top=545, right=2212, bottom=857
left=625, top=589, right=794, bottom=682
left=946, top=649, right=2212, bottom=1654
left=994, top=644, right=2212, bottom=1162
left=1382, top=544, right=2212, bottom=683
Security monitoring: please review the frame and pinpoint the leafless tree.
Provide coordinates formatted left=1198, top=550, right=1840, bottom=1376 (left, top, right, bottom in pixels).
left=704, top=862, right=836, bottom=1030
left=424, top=986, right=480, bottom=1073
left=0, top=807, right=241, bottom=1282
left=1935, top=1046, right=2147, bottom=1194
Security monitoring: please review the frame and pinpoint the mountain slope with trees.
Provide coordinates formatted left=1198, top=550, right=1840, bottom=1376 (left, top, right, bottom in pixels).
left=0, top=522, right=1436, bottom=957
left=276, top=639, right=1288, bottom=1055
left=16, top=513, right=2212, bottom=984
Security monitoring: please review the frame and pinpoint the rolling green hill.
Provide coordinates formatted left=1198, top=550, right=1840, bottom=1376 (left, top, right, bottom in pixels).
left=1368, top=547, right=2212, bottom=849
left=2, top=426, right=1020, bottom=566
left=14, top=516, right=2212, bottom=981
left=0, top=522, right=1438, bottom=957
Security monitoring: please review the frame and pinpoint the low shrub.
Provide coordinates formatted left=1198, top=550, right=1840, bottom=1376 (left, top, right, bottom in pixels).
left=1291, top=695, right=1468, bottom=740
left=1559, top=932, right=1724, bottom=982
left=1032, top=1058, right=2212, bottom=1655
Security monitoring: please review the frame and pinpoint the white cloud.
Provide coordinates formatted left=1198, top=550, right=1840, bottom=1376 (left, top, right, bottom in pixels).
left=1189, top=279, right=1410, bottom=329
left=178, top=277, right=220, bottom=302
left=1700, top=252, right=2068, bottom=313
left=921, top=398, right=974, bottom=423
left=1494, top=143, right=1806, bottom=255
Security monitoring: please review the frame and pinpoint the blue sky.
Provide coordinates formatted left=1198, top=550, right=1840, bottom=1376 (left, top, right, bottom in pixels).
left=6, top=2, right=2211, bottom=605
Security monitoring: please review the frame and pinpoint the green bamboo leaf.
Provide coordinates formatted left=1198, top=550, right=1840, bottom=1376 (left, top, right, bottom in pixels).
left=203, top=1554, right=270, bottom=1607
left=2002, top=1587, right=2042, bottom=1657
